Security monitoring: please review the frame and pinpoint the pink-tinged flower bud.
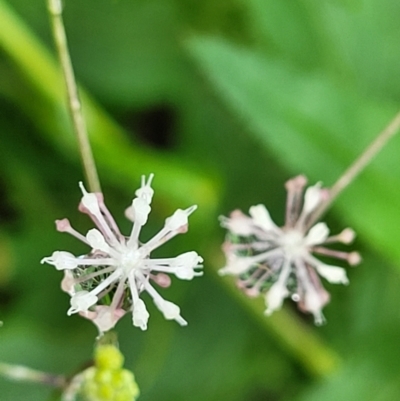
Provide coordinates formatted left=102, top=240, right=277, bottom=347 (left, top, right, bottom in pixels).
left=61, top=270, right=76, bottom=295
left=338, top=228, right=356, bottom=244
left=348, top=252, right=362, bottom=266
left=84, top=306, right=126, bottom=334
left=55, top=218, right=71, bottom=232
left=151, top=273, right=171, bottom=288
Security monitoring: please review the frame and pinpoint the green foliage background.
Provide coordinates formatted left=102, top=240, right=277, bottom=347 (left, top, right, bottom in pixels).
left=1, top=0, right=400, bottom=400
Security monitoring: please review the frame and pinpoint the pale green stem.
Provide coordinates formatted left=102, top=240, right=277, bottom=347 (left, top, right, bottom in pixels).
left=96, top=330, right=119, bottom=347
left=310, top=110, right=400, bottom=227
left=47, top=0, right=101, bottom=193
left=0, top=362, right=66, bottom=388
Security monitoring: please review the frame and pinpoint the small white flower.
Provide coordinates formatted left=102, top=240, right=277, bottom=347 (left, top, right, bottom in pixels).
left=41, top=251, right=79, bottom=270
left=41, top=174, right=203, bottom=332
left=155, top=299, right=186, bottom=325
left=174, top=252, right=204, bottom=280
left=220, top=175, right=361, bottom=324
left=132, top=299, right=150, bottom=330
left=68, top=291, right=98, bottom=315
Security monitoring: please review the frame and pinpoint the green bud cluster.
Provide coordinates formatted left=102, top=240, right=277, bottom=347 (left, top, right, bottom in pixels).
left=81, top=344, right=140, bottom=401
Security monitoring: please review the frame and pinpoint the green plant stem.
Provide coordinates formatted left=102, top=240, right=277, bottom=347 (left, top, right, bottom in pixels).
left=310, top=110, right=400, bottom=227
left=0, top=362, right=66, bottom=388
left=47, top=0, right=101, bottom=193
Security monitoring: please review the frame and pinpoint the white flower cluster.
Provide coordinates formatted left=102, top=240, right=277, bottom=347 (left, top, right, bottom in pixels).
left=220, top=175, right=361, bottom=324
left=42, top=174, right=203, bottom=333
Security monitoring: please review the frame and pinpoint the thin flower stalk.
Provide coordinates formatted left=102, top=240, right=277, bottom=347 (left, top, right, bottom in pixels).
left=309, top=110, right=400, bottom=227
left=0, top=362, right=65, bottom=388
left=47, top=0, right=100, bottom=193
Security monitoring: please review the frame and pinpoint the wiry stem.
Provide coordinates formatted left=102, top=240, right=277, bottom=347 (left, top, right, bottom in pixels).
left=47, top=0, right=101, bottom=193
left=0, top=362, right=66, bottom=388
left=310, top=110, right=400, bottom=226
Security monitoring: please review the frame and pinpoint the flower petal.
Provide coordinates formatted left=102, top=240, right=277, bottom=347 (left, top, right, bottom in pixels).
left=41, top=251, right=79, bottom=270
left=132, top=197, right=151, bottom=226
left=165, top=206, right=197, bottom=231
left=132, top=299, right=149, bottom=330
left=265, top=280, right=289, bottom=315
left=305, top=222, right=329, bottom=246
left=135, top=174, right=154, bottom=204
left=86, top=229, right=110, bottom=253
left=154, top=299, right=187, bottom=326
left=220, top=211, right=254, bottom=236
left=79, top=182, right=101, bottom=215
left=61, top=270, right=76, bottom=295
left=249, top=204, right=279, bottom=232
left=302, top=183, right=322, bottom=214
left=68, top=291, right=98, bottom=315
left=173, top=252, right=203, bottom=280
left=315, top=264, right=349, bottom=284
left=219, top=255, right=253, bottom=276
left=303, top=288, right=327, bottom=326
left=82, top=306, right=126, bottom=333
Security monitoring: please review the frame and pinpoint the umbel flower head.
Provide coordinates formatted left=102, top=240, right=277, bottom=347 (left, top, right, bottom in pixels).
left=41, top=174, right=203, bottom=333
left=220, top=175, right=361, bottom=324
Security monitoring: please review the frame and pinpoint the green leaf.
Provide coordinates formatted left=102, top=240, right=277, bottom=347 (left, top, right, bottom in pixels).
left=187, top=36, right=400, bottom=267
left=294, top=320, right=400, bottom=401
left=0, top=0, right=220, bottom=214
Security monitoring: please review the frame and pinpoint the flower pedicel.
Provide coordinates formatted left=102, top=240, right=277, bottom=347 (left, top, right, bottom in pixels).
left=42, top=174, right=203, bottom=333
left=220, top=175, right=361, bottom=324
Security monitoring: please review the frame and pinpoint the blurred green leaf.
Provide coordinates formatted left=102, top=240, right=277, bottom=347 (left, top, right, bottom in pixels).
left=186, top=36, right=400, bottom=268
left=246, top=0, right=324, bottom=68
left=0, top=233, right=13, bottom=286
left=294, top=322, right=400, bottom=401
left=0, top=0, right=220, bottom=214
